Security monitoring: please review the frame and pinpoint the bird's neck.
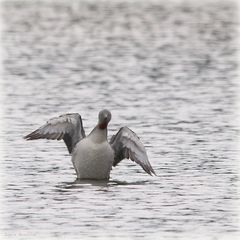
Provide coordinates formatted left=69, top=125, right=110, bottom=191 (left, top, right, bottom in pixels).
left=88, top=126, right=108, bottom=143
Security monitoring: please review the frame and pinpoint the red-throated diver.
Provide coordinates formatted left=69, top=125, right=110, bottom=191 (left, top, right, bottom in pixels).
left=24, top=109, right=156, bottom=180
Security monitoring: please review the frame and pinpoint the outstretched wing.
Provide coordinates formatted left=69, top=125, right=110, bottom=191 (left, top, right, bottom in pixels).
left=110, top=126, right=156, bottom=176
left=24, top=113, right=85, bottom=154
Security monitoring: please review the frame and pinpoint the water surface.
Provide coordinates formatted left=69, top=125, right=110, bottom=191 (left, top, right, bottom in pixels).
left=1, top=0, right=239, bottom=239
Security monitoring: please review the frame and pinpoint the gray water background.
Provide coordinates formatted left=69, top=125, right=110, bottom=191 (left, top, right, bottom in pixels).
left=1, top=0, right=239, bottom=239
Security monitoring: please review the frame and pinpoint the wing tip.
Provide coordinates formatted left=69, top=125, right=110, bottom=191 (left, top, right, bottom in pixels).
left=141, top=163, right=157, bottom=176
left=150, top=169, right=157, bottom=176
left=23, top=133, right=33, bottom=140
left=23, top=134, right=38, bottom=140
left=23, top=130, right=43, bottom=141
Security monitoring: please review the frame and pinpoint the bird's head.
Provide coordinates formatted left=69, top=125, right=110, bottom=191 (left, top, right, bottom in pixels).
left=98, top=109, right=111, bottom=129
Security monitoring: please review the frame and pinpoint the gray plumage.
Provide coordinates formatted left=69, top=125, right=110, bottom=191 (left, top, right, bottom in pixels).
left=110, top=127, right=156, bottom=176
left=24, top=113, right=85, bottom=153
left=24, top=110, right=156, bottom=177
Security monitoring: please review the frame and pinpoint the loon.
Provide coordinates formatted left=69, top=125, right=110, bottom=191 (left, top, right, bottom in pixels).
left=24, top=109, right=156, bottom=180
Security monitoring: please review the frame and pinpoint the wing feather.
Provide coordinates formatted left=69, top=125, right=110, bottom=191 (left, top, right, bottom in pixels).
left=110, top=127, right=156, bottom=176
left=24, top=113, right=85, bottom=153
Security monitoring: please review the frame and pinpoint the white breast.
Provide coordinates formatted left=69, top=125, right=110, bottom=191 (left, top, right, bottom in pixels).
left=71, top=137, right=114, bottom=180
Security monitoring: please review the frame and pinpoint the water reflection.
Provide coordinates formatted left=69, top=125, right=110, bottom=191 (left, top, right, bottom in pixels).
left=58, top=179, right=110, bottom=189
left=1, top=0, right=239, bottom=239
left=57, top=179, right=153, bottom=190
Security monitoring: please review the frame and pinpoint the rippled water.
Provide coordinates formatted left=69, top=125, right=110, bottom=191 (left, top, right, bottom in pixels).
left=1, top=0, right=239, bottom=239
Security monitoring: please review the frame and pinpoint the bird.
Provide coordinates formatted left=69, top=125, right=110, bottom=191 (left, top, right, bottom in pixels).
left=24, top=109, right=156, bottom=180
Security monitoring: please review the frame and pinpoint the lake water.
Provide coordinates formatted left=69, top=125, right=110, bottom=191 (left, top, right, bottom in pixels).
left=1, top=0, right=239, bottom=239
